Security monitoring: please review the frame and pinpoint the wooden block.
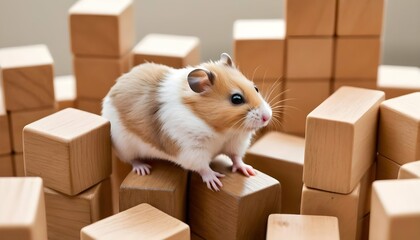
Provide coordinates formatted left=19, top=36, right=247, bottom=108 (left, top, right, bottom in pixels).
left=54, top=75, right=76, bottom=110
left=0, top=177, right=47, bottom=239
left=189, top=156, right=281, bottom=240
left=13, top=153, right=26, bottom=177
left=337, top=0, right=385, bottom=36
left=133, top=33, right=200, bottom=68
left=45, top=178, right=112, bottom=240
left=0, top=45, right=55, bottom=111
left=233, top=19, right=285, bottom=80
left=285, top=0, right=336, bottom=36
left=377, top=65, right=420, bottom=99
left=245, top=131, right=304, bottom=214
left=286, top=37, right=333, bottom=79
left=304, top=87, right=384, bottom=193
left=266, top=214, right=340, bottom=240
left=77, top=98, right=102, bottom=115
left=398, top=161, right=420, bottom=179
left=283, top=79, right=330, bottom=136
left=0, top=88, right=11, bottom=155
left=111, top=153, right=131, bottom=213
left=120, top=160, right=188, bottom=220
left=359, top=214, right=370, bottom=240
left=74, top=53, right=131, bottom=100
left=301, top=165, right=375, bottom=240
left=9, top=107, right=56, bottom=153
left=24, top=108, right=111, bottom=196
left=378, top=93, right=420, bottom=165
left=81, top=203, right=190, bottom=240
left=0, top=154, right=14, bottom=177
left=376, top=154, right=400, bottom=180
left=370, top=179, right=420, bottom=240
left=333, top=79, right=377, bottom=93
left=69, top=0, right=134, bottom=57
left=334, top=37, right=381, bottom=79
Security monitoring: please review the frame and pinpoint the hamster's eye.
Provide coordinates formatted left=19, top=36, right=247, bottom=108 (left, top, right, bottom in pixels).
left=254, top=86, right=259, bottom=93
left=231, top=93, right=245, bottom=105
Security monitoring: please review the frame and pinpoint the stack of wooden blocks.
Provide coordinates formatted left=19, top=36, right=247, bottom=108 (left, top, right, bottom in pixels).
left=69, top=0, right=135, bottom=115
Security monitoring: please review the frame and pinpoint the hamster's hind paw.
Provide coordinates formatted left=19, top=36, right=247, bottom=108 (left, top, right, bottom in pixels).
left=232, top=162, right=256, bottom=177
left=132, top=161, right=152, bottom=175
left=199, top=168, right=225, bottom=191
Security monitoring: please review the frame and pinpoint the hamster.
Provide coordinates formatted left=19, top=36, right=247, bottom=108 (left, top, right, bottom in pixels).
left=102, top=53, right=272, bottom=191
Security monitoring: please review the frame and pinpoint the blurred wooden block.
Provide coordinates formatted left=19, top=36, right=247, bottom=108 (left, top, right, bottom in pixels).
left=24, top=108, right=111, bottom=196
left=0, top=177, right=47, bottom=239
left=189, top=156, right=281, bottom=240
left=69, top=0, right=134, bottom=57
left=377, top=65, right=420, bottom=99
left=283, top=79, right=330, bottom=136
left=77, top=98, right=102, bottom=115
left=191, top=233, right=205, bottom=240
left=301, top=165, right=375, bottom=240
left=81, top=203, right=190, bottom=240
left=333, top=79, right=377, bottom=92
left=285, top=0, right=336, bottom=36
left=45, top=179, right=112, bottom=240
left=245, top=131, right=304, bottom=214
left=359, top=214, right=370, bottom=240
left=286, top=37, right=333, bottom=79
left=398, top=161, right=420, bottom=179
left=233, top=19, right=285, bottom=80
left=0, top=89, right=11, bottom=155
left=13, top=153, right=26, bottom=177
left=120, top=160, right=188, bottom=220
left=54, top=75, right=76, bottom=110
left=266, top=214, right=340, bottom=240
left=378, top=93, right=420, bottom=165
left=74, top=54, right=131, bottom=100
left=337, top=0, right=385, bottom=36
left=111, top=153, right=131, bottom=213
left=370, top=179, right=420, bottom=240
left=0, top=154, right=14, bottom=177
left=9, top=107, right=56, bottom=153
left=334, top=37, right=381, bottom=79
left=0, top=45, right=55, bottom=111
left=133, top=33, right=200, bottom=68
left=304, top=87, right=384, bottom=193
left=376, top=154, right=400, bottom=180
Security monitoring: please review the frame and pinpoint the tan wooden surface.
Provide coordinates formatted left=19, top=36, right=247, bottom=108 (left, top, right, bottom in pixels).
left=76, top=99, right=103, bottom=115
left=69, top=0, right=134, bottom=57
left=266, top=214, right=340, bottom=240
left=12, top=153, right=26, bottom=176
left=245, top=131, right=304, bottom=214
left=378, top=92, right=420, bottom=165
left=133, top=33, right=200, bottom=68
left=54, top=75, right=76, bottom=110
left=0, top=177, right=48, bottom=240
left=0, top=45, right=55, bottom=111
left=0, top=154, right=14, bottom=177
left=376, top=154, right=400, bottom=180
left=81, top=203, right=190, bottom=240
left=377, top=65, right=420, bottom=99
left=333, top=79, right=377, bottom=92
left=0, top=88, right=11, bottom=154
left=304, top=87, right=384, bottom=193
left=370, top=179, right=420, bottom=240
left=398, top=161, right=420, bottom=179
left=111, top=153, right=131, bottom=213
left=24, top=108, right=111, bottom=195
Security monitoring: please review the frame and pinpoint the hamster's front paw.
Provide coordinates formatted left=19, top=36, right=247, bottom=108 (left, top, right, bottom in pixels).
left=132, top=159, right=151, bottom=175
left=199, top=168, right=225, bottom=191
left=232, top=161, right=256, bottom=177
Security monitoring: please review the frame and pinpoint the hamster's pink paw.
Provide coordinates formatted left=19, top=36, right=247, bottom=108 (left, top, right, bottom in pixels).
left=132, top=161, right=151, bottom=176
left=199, top=169, right=225, bottom=191
left=232, top=162, right=256, bottom=177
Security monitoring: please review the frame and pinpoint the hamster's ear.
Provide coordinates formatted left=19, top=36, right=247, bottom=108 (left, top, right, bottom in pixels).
left=187, top=68, right=215, bottom=93
left=220, top=53, right=234, bottom=67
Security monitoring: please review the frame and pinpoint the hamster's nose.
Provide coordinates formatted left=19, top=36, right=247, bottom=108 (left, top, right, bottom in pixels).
left=262, top=114, right=270, bottom=123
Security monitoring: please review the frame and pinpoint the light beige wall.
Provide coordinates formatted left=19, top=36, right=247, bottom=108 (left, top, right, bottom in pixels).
left=0, top=0, right=419, bottom=76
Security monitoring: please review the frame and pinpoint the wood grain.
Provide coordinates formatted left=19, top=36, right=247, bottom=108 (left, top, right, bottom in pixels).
left=398, top=161, right=420, bottom=179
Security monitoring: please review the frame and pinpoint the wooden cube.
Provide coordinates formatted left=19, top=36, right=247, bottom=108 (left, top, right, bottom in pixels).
left=283, top=79, right=330, bottom=136
left=54, top=75, right=76, bottom=110
left=266, top=214, right=340, bottom=240
left=0, top=45, right=55, bottom=111
left=376, top=154, right=400, bottom=180
left=74, top=54, right=131, bottom=100
left=81, top=203, right=190, bottom=240
left=189, top=156, right=281, bottom=240
left=69, top=0, right=134, bottom=57
left=0, top=154, right=14, bottom=177
left=245, top=131, right=304, bottom=214
left=111, top=153, right=131, bottom=213
left=359, top=214, right=370, bottom=240
left=398, top=161, right=420, bottom=179
left=233, top=19, right=285, bottom=80
left=286, top=37, right=333, bottom=79
left=334, top=37, right=381, bottom=79
left=0, top=177, right=47, bottom=239
left=333, top=79, right=377, bottom=92
left=13, top=153, right=26, bottom=177
left=377, top=65, right=420, bottom=99
left=285, top=0, right=336, bottom=36
left=9, top=107, right=56, bottom=153
left=0, top=89, right=11, bottom=155
left=304, top=87, right=384, bottom=193
left=45, top=178, right=112, bottom=240
left=301, top=165, right=375, bottom=240
left=337, top=0, right=385, bottom=36
left=24, top=108, right=111, bottom=195
left=133, top=33, right=200, bottom=68
left=120, top=160, right=188, bottom=220
left=76, top=98, right=103, bottom=115
left=378, top=93, right=420, bottom=165
left=370, top=179, right=420, bottom=240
